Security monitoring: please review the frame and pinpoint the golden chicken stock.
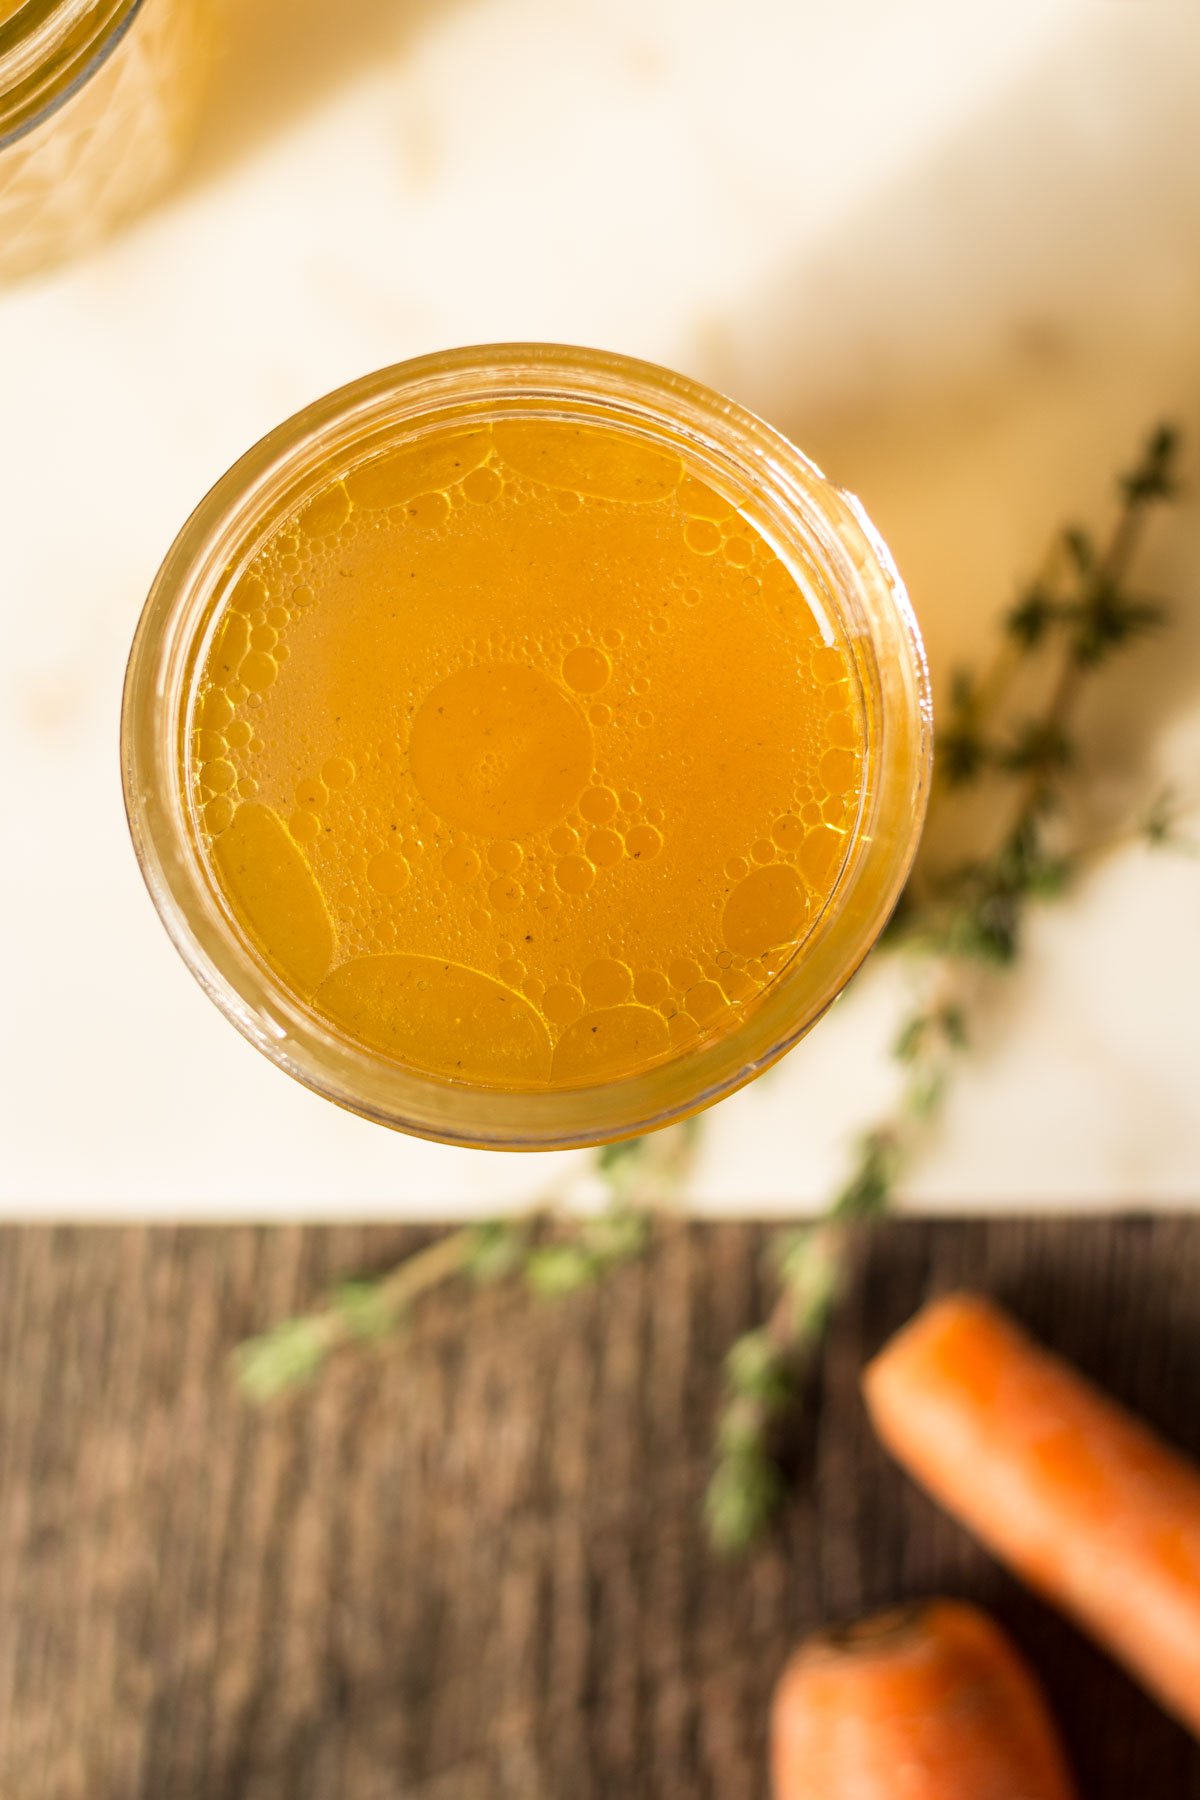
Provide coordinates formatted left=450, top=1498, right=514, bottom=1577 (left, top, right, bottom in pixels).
left=190, top=418, right=865, bottom=1090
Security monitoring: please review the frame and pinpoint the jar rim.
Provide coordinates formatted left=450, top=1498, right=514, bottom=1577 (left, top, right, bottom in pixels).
left=121, top=343, right=932, bottom=1150
left=0, top=0, right=141, bottom=146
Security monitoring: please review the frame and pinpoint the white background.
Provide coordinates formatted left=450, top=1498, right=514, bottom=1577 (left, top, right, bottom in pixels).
left=2, top=0, right=1198, bottom=1216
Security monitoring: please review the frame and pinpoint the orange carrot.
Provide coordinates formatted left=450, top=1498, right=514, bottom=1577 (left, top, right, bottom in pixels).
left=864, top=1292, right=1200, bottom=1739
left=772, top=1599, right=1078, bottom=1800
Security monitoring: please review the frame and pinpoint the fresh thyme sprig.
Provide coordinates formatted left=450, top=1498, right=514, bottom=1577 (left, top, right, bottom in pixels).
left=705, top=979, right=971, bottom=1550
left=1141, top=786, right=1200, bottom=858
left=936, top=429, right=1174, bottom=820
left=234, top=1120, right=699, bottom=1401
left=705, top=420, right=1184, bottom=1551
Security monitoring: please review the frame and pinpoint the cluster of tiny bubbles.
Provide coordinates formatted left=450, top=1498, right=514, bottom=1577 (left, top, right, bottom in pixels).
left=195, top=530, right=336, bottom=829
left=675, top=475, right=767, bottom=583
left=188, top=433, right=870, bottom=1072
left=282, top=752, right=358, bottom=849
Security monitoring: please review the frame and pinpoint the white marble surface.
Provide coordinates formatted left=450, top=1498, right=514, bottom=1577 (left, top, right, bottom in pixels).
left=1, top=0, right=1198, bottom=1215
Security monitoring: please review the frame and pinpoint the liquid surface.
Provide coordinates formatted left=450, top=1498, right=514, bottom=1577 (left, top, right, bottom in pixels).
left=188, top=418, right=866, bottom=1088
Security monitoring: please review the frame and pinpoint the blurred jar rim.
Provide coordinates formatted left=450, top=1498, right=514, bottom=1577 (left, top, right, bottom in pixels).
left=0, top=0, right=141, bottom=146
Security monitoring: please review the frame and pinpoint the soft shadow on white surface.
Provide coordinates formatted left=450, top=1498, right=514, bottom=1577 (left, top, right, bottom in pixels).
left=707, top=6, right=1200, bottom=765
left=693, top=7, right=1200, bottom=1212
left=182, top=0, right=462, bottom=195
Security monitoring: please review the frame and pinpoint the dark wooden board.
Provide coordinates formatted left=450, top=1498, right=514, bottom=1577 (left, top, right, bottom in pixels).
left=0, top=1218, right=1197, bottom=1798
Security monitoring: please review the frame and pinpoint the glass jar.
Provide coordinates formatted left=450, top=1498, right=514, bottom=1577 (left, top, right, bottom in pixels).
left=122, top=344, right=932, bottom=1150
left=0, top=0, right=211, bottom=282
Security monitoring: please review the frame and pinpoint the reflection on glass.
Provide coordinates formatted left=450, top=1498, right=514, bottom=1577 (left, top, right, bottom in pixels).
left=0, top=0, right=212, bottom=281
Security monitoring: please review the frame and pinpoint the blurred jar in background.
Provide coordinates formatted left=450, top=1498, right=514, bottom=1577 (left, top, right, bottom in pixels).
left=0, top=0, right=211, bottom=282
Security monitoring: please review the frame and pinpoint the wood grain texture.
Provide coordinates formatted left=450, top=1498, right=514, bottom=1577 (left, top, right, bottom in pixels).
left=0, top=1219, right=1197, bottom=1799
